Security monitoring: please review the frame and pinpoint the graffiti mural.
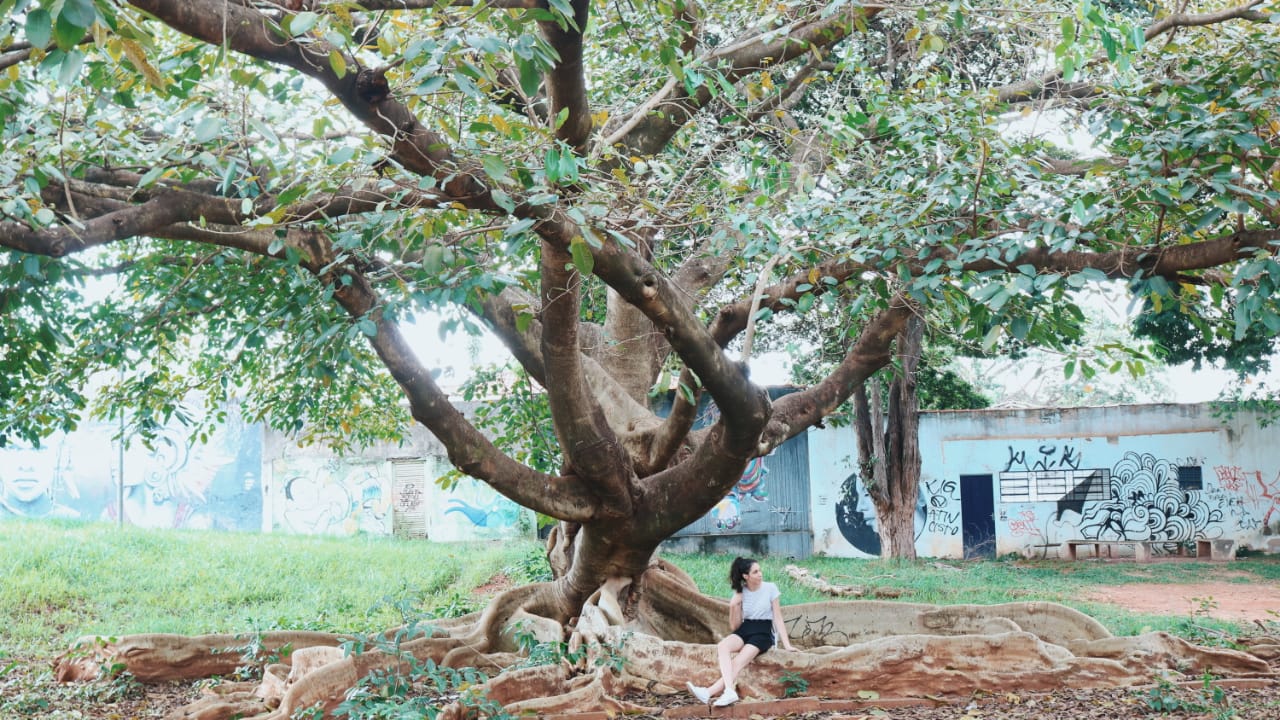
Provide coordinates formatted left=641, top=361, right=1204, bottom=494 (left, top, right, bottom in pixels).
left=711, top=456, right=772, bottom=531
left=1, top=419, right=262, bottom=530
left=273, top=458, right=391, bottom=536
left=835, top=471, right=929, bottom=556
left=428, top=476, right=525, bottom=541
left=1075, top=451, right=1222, bottom=542
left=0, top=442, right=79, bottom=519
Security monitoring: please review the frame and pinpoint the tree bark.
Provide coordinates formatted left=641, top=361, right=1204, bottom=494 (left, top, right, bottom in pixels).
left=854, top=315, right=923, bottom=559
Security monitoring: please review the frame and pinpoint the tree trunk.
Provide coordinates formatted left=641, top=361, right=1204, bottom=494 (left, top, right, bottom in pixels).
left=854, top=316, right=923, bottom=560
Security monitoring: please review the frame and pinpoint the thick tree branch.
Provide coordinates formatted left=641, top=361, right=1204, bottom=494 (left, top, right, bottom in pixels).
left=604, top=6, right=885, bottom=159
left=539, top=0, right=592, bottom=152
left=767, top=300, right=916, bottom=450
left=129, top=1, right=498, bottom=211
left=329, top=268, right=600, bottom=521
left=539, top=242, right=634, bottom=516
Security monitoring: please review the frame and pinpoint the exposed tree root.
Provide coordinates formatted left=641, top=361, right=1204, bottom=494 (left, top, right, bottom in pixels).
left=785, top=564, right=903, bottom=598
left=52, top=562, right=1277, bottom=720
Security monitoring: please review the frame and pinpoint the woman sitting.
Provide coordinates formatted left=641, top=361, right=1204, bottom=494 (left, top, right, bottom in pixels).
left=687, top=556, right=795, bottom=706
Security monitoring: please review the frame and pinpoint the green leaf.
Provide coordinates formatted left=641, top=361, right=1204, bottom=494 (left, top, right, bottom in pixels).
left=482, top=155, right=511, bottom=184
left=57, top=49, right=84, bottom=86
left=516, top=57, right=541, bottom=97
left=23, top=255, right=41, bottom=278
left=60, top=0, right=96, bottom=28
left=329, top=50, right=347, bottom=78
left=328, top=146, right=355, bottom=165
left=194, top=117, right=222, bottom=143
left=357, top=318, right=378, bottom=337
left=544, top=148, right=561, bottom=183
left=25, top=9, right=51, bottom=48
left=981, top=325, right=1002, bottom=351
left=558, top=151, right=578, bottom=182
left=1010, top=316, right=1030, bottom=341
left=569, top=238, right=594, bottom=274
left=287, top=12, right=319, bottom=37
left=53, top=12, right=84, bottom=50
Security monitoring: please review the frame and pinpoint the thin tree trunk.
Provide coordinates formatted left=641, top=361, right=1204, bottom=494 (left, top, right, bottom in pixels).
left=854, top=316, right=923, bottom=559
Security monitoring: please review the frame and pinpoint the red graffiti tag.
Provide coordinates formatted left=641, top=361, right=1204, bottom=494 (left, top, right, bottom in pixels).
left=1008, top=509, right=1043, bottom=538
left=1245, top=470, right=1280, bottom=529
left=1214, top=465, right=1247, bottom=492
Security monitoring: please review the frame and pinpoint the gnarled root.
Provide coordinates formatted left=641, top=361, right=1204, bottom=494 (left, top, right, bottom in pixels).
left=54, top=631, right=346, bottom=683
left=61, top=563, right=1279, bottom=720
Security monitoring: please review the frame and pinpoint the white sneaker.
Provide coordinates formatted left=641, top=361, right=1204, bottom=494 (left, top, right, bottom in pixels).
left=713, top=689, right=739, bottom=707
left=686, top=682, right=711, bottom=704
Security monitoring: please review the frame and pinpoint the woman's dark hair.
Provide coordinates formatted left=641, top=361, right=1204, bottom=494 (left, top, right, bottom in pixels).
left=729, top=556, right=757, bottom=592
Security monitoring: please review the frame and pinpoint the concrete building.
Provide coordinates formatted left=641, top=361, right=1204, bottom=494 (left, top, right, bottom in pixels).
left=5, top=402, right=1277, bottom=559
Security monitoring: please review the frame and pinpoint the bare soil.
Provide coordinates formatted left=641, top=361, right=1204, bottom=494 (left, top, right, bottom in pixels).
left=1082, top=580, right=1280, bottom=623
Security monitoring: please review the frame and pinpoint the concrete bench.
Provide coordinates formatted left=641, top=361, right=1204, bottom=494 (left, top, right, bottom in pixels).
left=1196, top=539, right=1237, bottom=561
left=1063, top=539, right=1153, bottom=561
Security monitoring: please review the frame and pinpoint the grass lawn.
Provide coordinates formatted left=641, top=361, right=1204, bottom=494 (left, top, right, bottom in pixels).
left=4, top=518, right=1279, bottom=718
left=6, top=518, right=1278, bottom=653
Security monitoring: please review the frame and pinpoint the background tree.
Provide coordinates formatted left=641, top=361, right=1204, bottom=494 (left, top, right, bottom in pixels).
left=3, top=0, right=1280, bottom=716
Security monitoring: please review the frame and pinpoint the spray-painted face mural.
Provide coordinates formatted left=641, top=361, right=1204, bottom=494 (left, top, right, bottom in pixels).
left=835, top=471, right=929, bottom=556
left=0, top=443, right=78, bottom=518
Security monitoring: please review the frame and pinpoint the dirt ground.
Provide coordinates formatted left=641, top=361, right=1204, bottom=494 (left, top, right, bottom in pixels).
left=1082, top=579, right=1280, bottom=623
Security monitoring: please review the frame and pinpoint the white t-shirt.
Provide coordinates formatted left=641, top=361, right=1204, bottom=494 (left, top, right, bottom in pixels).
left=736, top=581, right=780, bottom=621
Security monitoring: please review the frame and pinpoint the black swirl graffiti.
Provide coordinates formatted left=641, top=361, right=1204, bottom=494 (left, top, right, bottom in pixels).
left=1078, top=451, right=1223, bottom=542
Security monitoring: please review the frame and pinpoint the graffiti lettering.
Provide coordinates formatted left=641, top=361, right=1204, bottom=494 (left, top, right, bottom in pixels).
left=1241, top=470, right=1280, bottom=531
left=785, top=614, right=849, bottom=646
left=1004, top=444, right=1082, bottom=473
left=1007, top=509, right=1043, bottom=539
left=1214, top=465, right=1247, bottom=492
left=923, top=478, right=960, bottom=536
left=1003, top=447, right=1027, bottom=473
left=394, top=482, right=423, bottom=512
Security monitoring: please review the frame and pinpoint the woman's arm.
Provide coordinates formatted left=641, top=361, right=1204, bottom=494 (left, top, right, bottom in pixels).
left=771, top=596, right=795, bottom=651
left=729, top=592, right=743, bottom=631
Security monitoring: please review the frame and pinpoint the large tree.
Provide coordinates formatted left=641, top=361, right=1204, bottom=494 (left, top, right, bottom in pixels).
left=4, top=0, right=1280, bottom=717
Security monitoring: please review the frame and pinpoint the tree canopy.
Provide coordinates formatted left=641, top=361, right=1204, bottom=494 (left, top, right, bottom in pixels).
left=9, top=1, right=1280, bottom=717
left=4, top=0, right=1280, bottom=592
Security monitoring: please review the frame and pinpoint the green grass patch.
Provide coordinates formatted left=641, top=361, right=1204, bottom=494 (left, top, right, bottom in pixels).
left=662, top=550, right=1280, bottom=637
left=0, top=519, right=541, bottom=656
left=5, top=519, right=1280, bottom=658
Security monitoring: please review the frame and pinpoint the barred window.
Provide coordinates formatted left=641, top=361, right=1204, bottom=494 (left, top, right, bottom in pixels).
left=1177, top=465, right=1203, bottom=491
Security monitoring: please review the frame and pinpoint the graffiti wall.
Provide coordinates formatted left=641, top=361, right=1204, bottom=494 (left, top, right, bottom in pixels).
left=269, top=457, right=392, bottom=536
left=0, top=418, right=262, bottom=530
left=810, top=404, right=1280, bottom=559
left=808, top=424, right=944, bottom=558
left=429, top=475, right=527, bottom=541
left=660, top=388, right=813, bottom=558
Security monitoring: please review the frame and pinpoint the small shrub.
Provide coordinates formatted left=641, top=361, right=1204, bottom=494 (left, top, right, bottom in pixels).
left=780, top=670, right=809, bottom=698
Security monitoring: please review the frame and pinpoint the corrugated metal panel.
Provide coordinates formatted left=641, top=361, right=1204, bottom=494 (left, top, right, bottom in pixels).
left=658, top=387, right=813, bottom=557
left=391, top=459, right=428, bottom=539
